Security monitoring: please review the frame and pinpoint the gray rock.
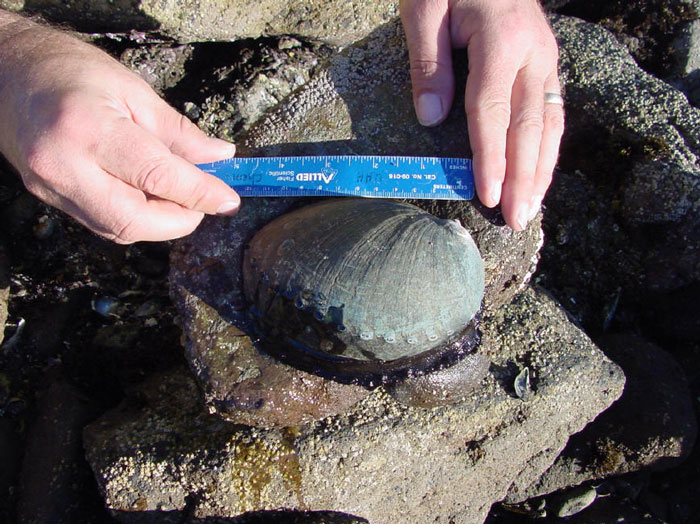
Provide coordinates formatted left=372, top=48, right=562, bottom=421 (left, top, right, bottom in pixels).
left=1, top=0, right=399, bottom=46
left=505, top=333, right=697, bottom=503
left=553, top=15, right=700, bottom=293
left=84, top=287, right=624, bottom=524
left=671, top=12, right=700, bottom=106
left=673, top=17, right=700, bottom=76
left=120, top=44, right=193, bottom=96
left=552, top=497, right=666, bottom=524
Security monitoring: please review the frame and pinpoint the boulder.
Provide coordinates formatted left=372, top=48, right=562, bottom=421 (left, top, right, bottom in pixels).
left=0, top=0, right=398, bottom=46
left=553, top=14, right=700, bottom=294
left=505, top=333, right=697, bottom=503
left=84, top=287, right=624, bottom=524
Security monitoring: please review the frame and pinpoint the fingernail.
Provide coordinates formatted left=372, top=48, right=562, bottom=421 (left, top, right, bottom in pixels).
left=216, top=200, right=239, bottom=215
left=516, top=203, right=529, bottom=231
left=528, top=194, right=543, bottom=220
left=213, top=138, right=236, bottom=157
left=489, top=183, right=502, bottom=206
left=416, top=93, right=444, bottom=126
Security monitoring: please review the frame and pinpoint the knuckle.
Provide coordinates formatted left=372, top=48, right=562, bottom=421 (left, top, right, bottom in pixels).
left=544, top=109, right=565, bottom=136
left=135, top=157, right=176, bottom=196
left=24, top=145, right=55, bottom=179
left=467, top=98, right=511, bottom=129
left=111, top=215, right=142, bottom=245
left=514, top=110, right=545, bottom=134
left=176, top=113, right=197, bottom=136
left=410, top=59, right=449, bottom=80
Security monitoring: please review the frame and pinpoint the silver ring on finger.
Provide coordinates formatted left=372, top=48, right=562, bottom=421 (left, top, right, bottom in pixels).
left=544, top=92, right=564, bottom=105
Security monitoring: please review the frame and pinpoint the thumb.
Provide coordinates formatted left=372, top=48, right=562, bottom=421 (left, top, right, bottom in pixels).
left=400, top=0, right=454, bottom=127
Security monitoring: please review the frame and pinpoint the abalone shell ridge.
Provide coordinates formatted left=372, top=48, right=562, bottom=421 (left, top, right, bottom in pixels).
left=242, top=199, right=485, bottom=373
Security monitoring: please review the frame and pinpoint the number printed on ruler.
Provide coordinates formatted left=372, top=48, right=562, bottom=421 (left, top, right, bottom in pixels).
left=197, top=155, right=475, bottom=201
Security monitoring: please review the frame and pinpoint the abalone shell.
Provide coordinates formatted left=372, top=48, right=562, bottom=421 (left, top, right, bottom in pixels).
left=242, top=198, right=484, bottom=384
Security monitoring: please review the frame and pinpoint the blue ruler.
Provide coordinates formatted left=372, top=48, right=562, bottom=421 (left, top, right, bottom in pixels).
left=197, top=155, right=474, bottom=200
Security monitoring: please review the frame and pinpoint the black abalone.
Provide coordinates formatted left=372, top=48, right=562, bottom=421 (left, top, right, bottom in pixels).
left=242, top=198, right=485, bottom=385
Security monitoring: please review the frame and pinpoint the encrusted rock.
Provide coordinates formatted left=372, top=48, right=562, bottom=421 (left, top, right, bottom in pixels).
left=554, top=14, right=700, bottom=293
left=85, top=287, right=624, bottom=524
left=505, top=333, right=697, bottom=503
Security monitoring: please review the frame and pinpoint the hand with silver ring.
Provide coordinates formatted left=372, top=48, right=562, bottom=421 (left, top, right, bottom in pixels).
left=400, top=0, right=565, bottom=230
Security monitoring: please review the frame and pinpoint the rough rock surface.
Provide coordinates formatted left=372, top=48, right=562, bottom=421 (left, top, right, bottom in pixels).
left=505, top=333, right=697, bottom=503
left=170, top=20, right=544, bottom=427
left=120, top=38, right=325, bottom=139
left=84, top=287, right=624, bottom=524
left=0, top=0, right=398, bottom=46
left=553, top=14, right=700, bottom=294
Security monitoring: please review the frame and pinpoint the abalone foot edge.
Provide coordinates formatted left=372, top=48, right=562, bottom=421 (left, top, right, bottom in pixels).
left=254, top=317, right=483, bottom=388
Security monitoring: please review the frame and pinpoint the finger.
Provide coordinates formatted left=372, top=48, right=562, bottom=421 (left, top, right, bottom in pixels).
left=400, top=0, right=453, bottom=126
left=500, top=65, right=545, bottom=231
left=125, top=88, right=236, bottom=164
left=23, top=165, right=204, bottom=243
left=97, top=116, right=240, bottom=216
left=531, top=73, right=565, bottom=217
left=464, top=35, right=519, bottom=209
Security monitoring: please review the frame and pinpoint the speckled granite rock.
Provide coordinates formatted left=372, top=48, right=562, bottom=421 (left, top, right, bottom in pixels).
left=553, top=15, right=700, bottom=293
left=0, top=0, right=398, bottom=46
left=170, top=21, right=543, bottom=427
left=84, top=287, right=624, bottom=524
left=505, top=333, right=697, bottom=503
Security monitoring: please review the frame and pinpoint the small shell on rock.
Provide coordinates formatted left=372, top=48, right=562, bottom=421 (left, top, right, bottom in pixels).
left=514, top=366, right=531, bottom=399
left=242, top=198, right=485, bottom=385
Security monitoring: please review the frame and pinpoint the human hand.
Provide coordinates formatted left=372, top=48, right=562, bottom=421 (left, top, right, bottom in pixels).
left=0, top=13, right=239, bottom=243
left=400, top=0, right=564, bottom=230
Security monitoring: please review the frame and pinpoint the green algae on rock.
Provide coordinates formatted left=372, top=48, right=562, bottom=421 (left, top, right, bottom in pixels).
left=242, top=199, right=485, bottom=386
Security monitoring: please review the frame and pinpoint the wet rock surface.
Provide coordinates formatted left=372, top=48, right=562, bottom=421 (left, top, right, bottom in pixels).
left=84, top=287, right=624, bottom=523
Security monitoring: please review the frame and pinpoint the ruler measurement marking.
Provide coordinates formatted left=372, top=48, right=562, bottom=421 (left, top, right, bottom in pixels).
left=198, top=155, right=474, bottom=200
